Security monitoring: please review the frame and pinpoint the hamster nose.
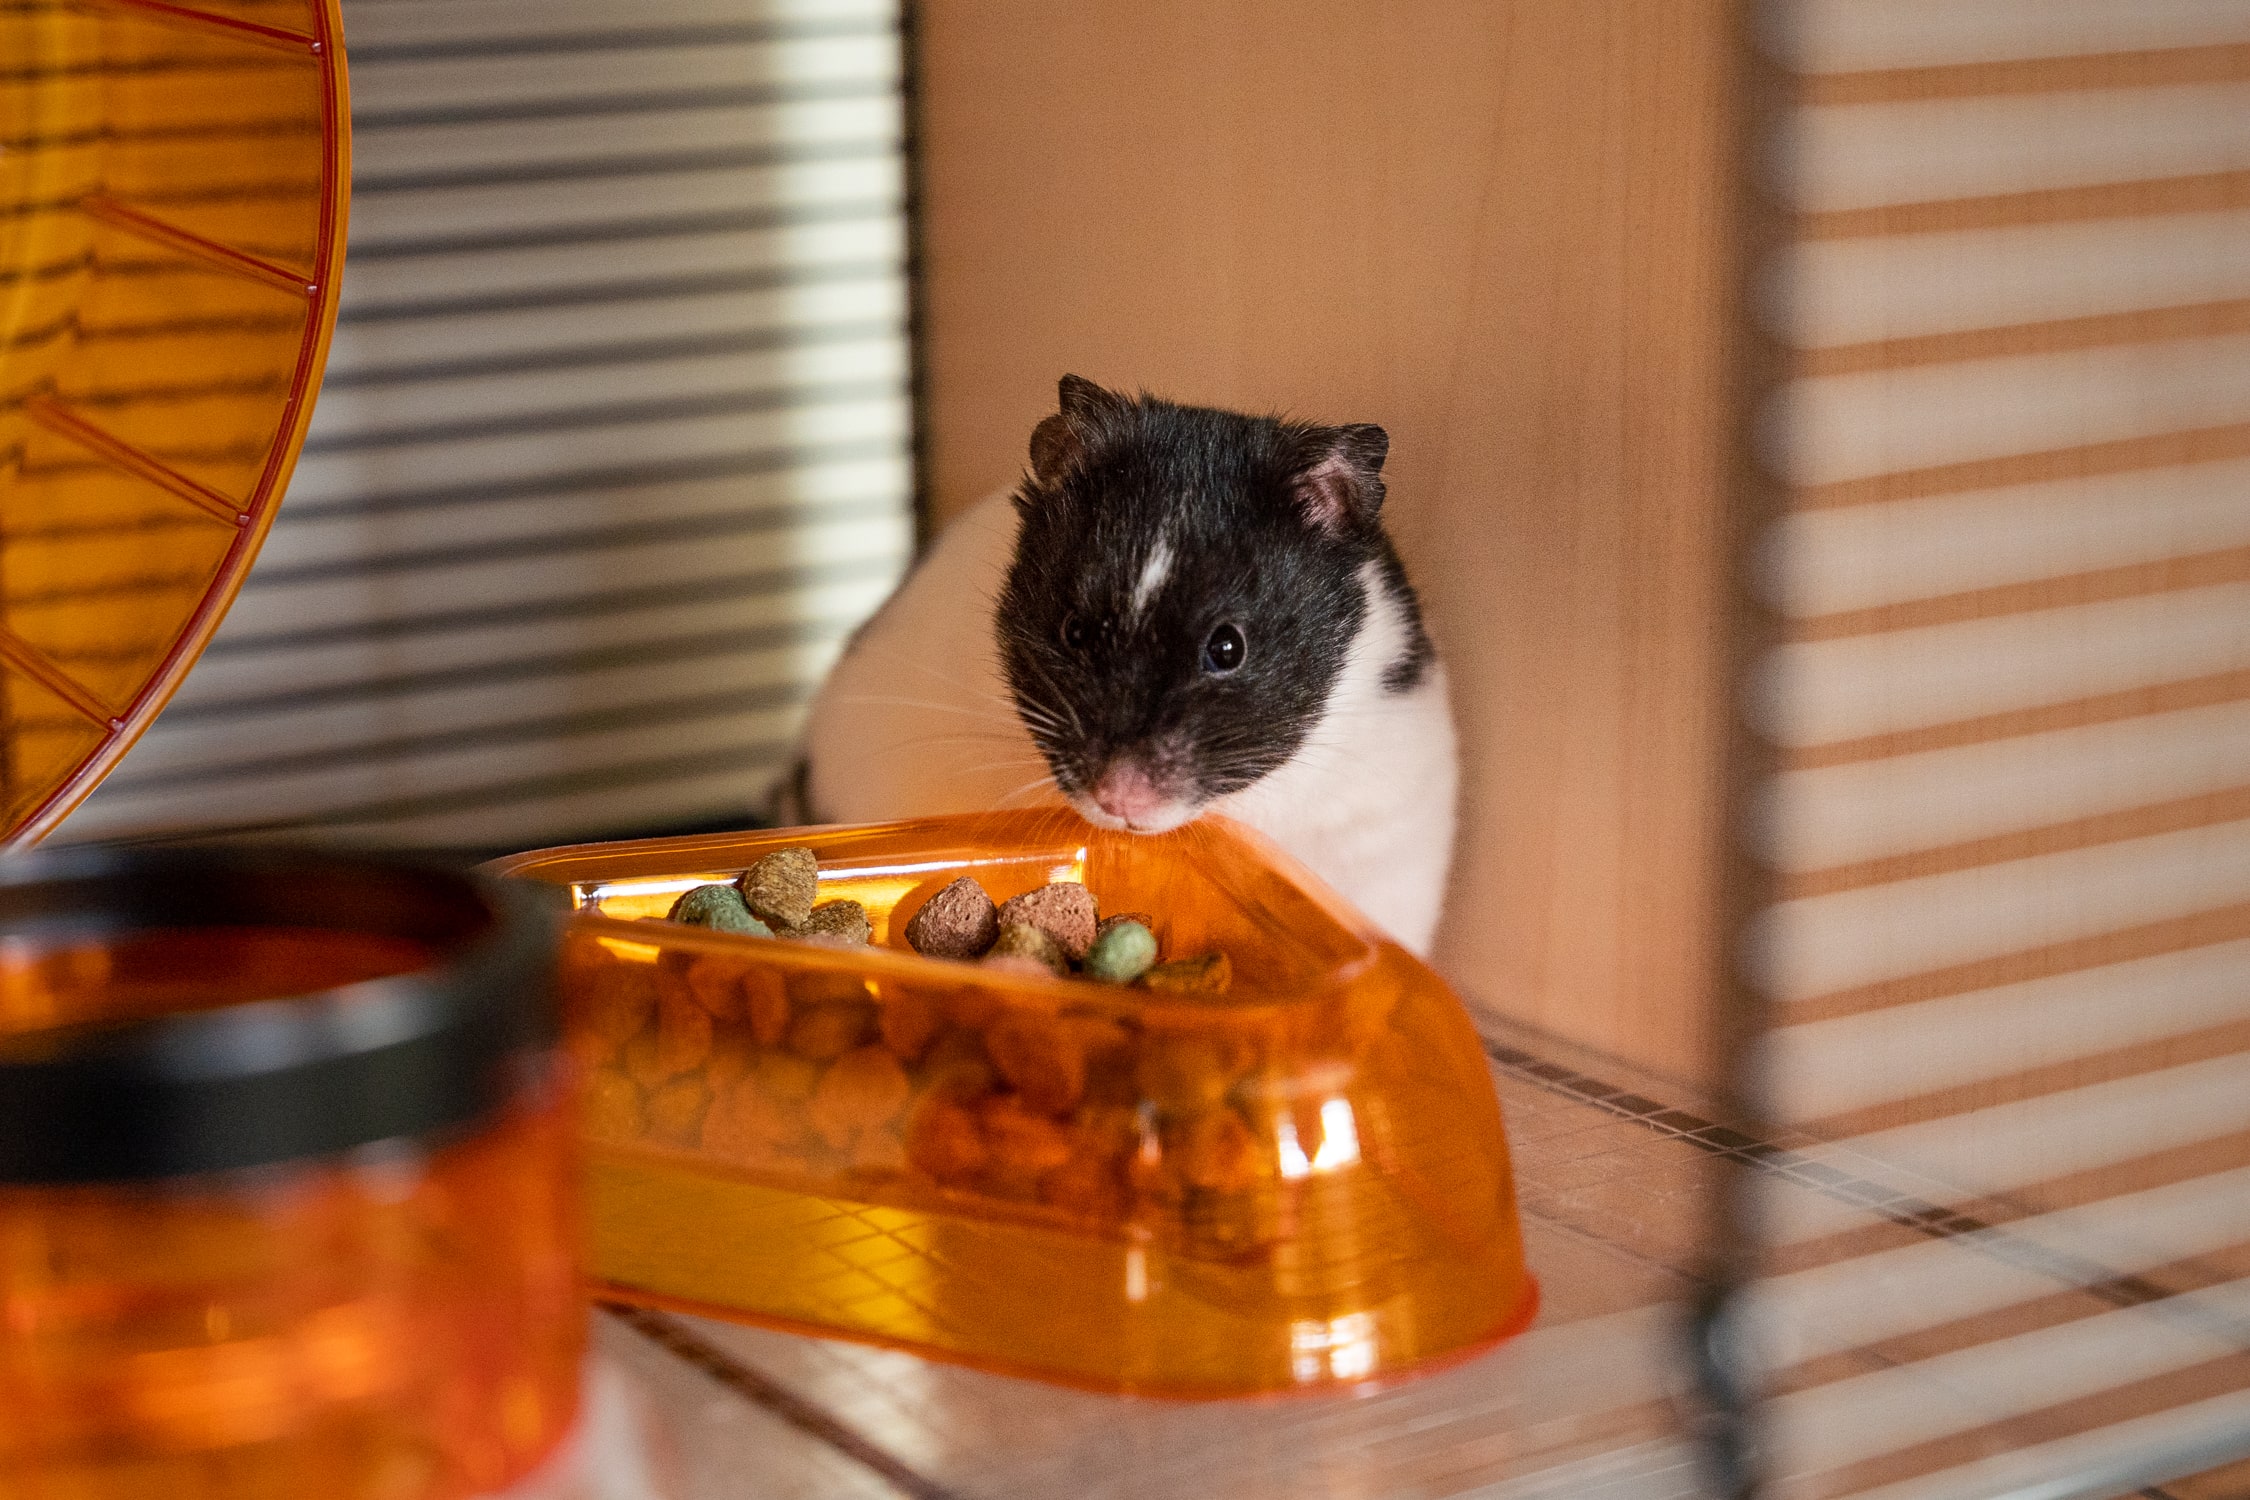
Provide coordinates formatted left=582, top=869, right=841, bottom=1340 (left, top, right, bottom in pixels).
left=1093, top=763, right=1166, bottom=822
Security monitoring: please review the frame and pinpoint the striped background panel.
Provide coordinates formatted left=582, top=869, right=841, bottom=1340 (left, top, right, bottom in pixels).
left=1740, top=3, right=2250, bottom=1498
left=54, top=0, right=914, bottom=850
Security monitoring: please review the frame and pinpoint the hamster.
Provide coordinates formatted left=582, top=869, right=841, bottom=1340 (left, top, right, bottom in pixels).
left=799, top=375, right=1458, bottom=956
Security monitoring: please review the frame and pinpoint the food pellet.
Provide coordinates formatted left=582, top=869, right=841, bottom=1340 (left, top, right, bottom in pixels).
left=684, top=955, right=748, bottom=1021
left=1095, top=912, right=1155, bottom=943
left=1082, top=918, right=1156, bottom=984
left=904, top=876, right=1000, bottom=959
left=988, top=920, right=1068, bottom=975
left=799, top=899, right=872, bottom=946
left=807, top=1044, right=911, bottom=1150
left=743, top=967, right=792, bottom=1047
left=653, top=988, right=714, bottom=1076
left=739, top=846, right=819, bottom=930
left=786, top=1000, right=873, bottom=1062
left=904, top=1096, right=987, bottom=1182
left=1141, top=951, right=1232, bottom=995
left=645, top=1076, right=710, bottom=1146
left=667, top=883, right=770, bottom=934
left=985, top=1013, right=1087, bottom=1116
left=995, top=882, right=1098, bottom=962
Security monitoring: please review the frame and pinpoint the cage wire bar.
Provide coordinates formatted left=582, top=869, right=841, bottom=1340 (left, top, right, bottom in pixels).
left=1716, top=2, right=2250, bottom=1498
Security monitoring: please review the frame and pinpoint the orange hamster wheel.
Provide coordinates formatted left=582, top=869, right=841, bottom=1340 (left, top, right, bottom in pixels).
left=0, top=0, right=349, bottom=843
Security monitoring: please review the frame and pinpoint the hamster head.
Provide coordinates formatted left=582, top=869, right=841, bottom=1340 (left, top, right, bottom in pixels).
left=996, top=374, right=1410, bottom=834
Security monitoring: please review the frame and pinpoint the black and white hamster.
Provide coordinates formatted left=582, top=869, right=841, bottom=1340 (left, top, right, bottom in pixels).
left=802, top=375, right=1458, bottom=954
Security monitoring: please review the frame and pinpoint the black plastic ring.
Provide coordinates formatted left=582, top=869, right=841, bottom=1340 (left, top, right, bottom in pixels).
left=0, top=845, right=562, bottom=1183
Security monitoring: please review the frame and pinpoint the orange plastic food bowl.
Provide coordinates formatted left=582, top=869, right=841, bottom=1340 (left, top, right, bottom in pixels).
left=491, top=811, right=1536, bottom=1397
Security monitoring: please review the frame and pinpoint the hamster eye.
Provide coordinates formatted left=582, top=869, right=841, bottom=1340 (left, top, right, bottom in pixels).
left=1061, top=612, right=1093, bottom=652
left=1202, top=622, right=1246, bottom=675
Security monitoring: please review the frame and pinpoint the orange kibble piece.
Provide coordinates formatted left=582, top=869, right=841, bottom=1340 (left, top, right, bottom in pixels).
left=977, top=1096, right=1074, bottom=1178
left=621, top=1032, right=670, bottom=1089
left=1040, top=1153, right=1127, bottom=1223
left=654, top=988, right=713, bottom=1077
left=808, top=1046, right=912, bottom=1151
left=580, top=964, right=657, bottom=1049
left=701, top=1080, right=797, bottom=1160
left=744, top=967, right=791, bottom=1047
left=704, top=1035, right=754, bottom=1092
left=585, top=1071, right=643, bottom=1143
left=1135, top=1034, right=1235, bottom=1114
left=904, top=1096, right=987, bottom=1183
left=752, top=1049, right=823, bottom=1106
left=985, top=1013, right=1085, bottom=1116
left=1174, top=1107, right=1263, bottom=1193
left=645, top=1077, right=710, bottom=1146
left=849, top=1125, right=909, bottom=1175
left=786, top=1001, right=872, bottom=1062
left=684, top=955, right=748, bottom=1021
left=878, top=986, right=941, bottom=1062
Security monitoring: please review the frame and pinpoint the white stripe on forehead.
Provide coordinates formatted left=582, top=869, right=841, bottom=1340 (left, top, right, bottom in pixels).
left=1129, top=537, right=1174, bottom=622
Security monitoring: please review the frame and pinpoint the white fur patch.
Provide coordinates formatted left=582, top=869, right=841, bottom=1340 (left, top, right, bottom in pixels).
left=1130, top=538, right=1173, bottom=621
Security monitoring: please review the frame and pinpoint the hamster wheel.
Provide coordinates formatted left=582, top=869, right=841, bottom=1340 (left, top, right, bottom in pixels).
left=0, top=0, right=348, bottom=843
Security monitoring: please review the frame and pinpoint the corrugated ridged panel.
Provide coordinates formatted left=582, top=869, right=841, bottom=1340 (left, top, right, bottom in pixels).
left=58, top=0, right=914, bottom=848
left=1741, top=2, right=2250, bottom=1497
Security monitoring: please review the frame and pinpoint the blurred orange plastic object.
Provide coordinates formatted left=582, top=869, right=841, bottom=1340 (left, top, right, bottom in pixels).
left=0, top=0, right=348, bottom=844
left=493, top=810, right=1538, bottom=1397
left=0, top=852, right=582, bottom=1498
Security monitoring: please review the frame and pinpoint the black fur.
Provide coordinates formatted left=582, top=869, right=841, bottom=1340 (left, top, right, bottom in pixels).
left=996, top=376, right=1433, bottom=809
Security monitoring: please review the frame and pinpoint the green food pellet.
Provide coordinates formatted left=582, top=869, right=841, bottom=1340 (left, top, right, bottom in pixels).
left=740, top=846, right=819, bottom=929
left=1082, top=919, right=1157, bottom=984
left=667, top=884, right=772, bottom=935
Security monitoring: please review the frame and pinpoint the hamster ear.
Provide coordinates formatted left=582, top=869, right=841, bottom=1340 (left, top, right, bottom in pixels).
left=1028, top=374, right=1126, bottom=485
left=1291, top=423, right=1389, bottom=533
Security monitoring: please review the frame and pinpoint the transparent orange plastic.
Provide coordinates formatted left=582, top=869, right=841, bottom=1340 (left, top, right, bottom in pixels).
left=493, top=811, right=1536, bottom=1397
left=0, top=0, right=349, bottom=844
left=0, top=931, right=584, bottom=1499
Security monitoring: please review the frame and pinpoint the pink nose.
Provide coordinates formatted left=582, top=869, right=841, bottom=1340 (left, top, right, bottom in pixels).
left=1094, top=763, right=1167, bottom=823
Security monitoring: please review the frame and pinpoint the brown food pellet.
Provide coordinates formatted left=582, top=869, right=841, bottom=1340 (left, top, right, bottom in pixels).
left=744, top=967, right=792, bottom=1047
left=988, top=922, right=1067, bottom=975
left=878, top=986, right=941, bottom=1062
left=645, top=1076, right=710, bottom=1146
left=684, top=955, right=748, bottom=1021
left=786, top=1000, right=872, bottom=1062
left=799, top=899, right=872, bottom=946
left=1095, top=912, right=1156, bottom=943
left=1141, top=952, right=1232, bottom=995
left=808, top=1045, right=912, bottom=1150
left=740, top=846, right=819, bottom=930
left=903, top=1096, right=987, bottom=1183
left=994, top=882, right=1098, bottom=962
left=903, top=876, right=1000, bottom=959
